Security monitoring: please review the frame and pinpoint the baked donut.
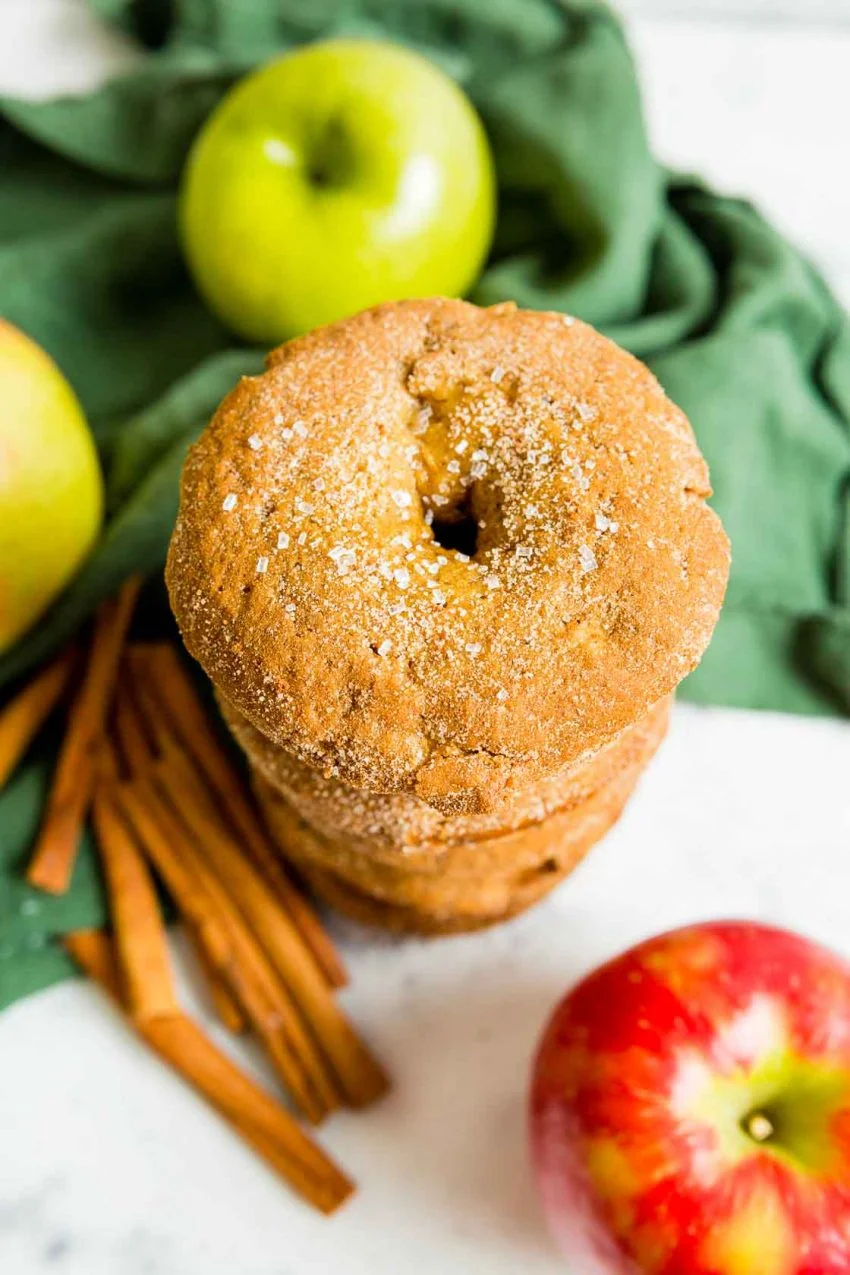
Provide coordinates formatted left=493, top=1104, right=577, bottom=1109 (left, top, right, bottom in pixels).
left=252, top=717, right=665, bottom=923
left=167, top=298, right=729, bottom=933
left=220, top=693, right=671, bottom=860
left=168, top=298, right=728, bottom=811
left=255, top=766, right=641, bottom=931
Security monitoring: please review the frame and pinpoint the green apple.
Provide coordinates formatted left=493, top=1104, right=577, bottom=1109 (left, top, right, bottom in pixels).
left=0, top=321, right=103, bottom=653
left=179, top=39, right=496, bottom=343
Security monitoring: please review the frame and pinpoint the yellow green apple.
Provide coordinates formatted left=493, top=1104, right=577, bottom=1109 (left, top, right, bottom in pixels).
left=179, top=39, right=496, bottom=343
left=0, top=321, right=103, bottom=653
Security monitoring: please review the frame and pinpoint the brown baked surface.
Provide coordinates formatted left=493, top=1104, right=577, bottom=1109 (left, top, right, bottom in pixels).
left=221, top=692, right=671, bottom=854
left=255, top=761, right=643, bottom=934
left=167, top=298, right=729, bottom=804
left=243, top=694, right=668, bottom=933
left=253, top=719, right=660, bottom=921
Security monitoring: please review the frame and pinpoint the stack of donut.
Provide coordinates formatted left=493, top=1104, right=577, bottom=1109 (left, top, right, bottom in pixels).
left=167, top=299, right=729, bottom=934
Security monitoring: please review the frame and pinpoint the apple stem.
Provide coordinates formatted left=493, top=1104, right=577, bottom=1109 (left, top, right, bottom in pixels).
left=745, top=1112, right=774, bottom=1143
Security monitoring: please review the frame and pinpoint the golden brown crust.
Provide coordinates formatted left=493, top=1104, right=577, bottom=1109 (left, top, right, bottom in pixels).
left=222, top=693, right=670, bottom=855
left=167, top=299, right=729, bottom=804
left=254, top=756, right=645, bottom=933
left=254, top=740, right=652, bottom=911
left=290, top=865, right=517, bottom=937
left=248, top=700, right=667, bottom=932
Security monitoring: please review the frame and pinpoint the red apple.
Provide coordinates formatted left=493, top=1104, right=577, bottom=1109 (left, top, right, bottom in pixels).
left=531, top=921, right=850, bottom=1274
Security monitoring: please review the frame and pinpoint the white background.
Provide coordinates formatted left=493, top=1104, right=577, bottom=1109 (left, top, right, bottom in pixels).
left=0, top=3, right=849, bottom=1272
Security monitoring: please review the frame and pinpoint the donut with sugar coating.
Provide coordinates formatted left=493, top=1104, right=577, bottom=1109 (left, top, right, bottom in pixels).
left=221, top=693, right=670, bottom=860
left=255, top=762, right=644, bottom=932
left=253, top=731, right=659, bottom=916
left=167, top=298, right=728, bottom=809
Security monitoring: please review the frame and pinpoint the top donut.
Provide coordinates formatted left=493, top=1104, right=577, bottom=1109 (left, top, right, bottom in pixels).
left=167, top=299, right=729, bottom=808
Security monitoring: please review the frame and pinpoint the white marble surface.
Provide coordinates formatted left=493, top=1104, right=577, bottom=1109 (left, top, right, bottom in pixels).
left=2, top=708, right=849, bottom=1275
left=1, top=4, right=850, bottom=1273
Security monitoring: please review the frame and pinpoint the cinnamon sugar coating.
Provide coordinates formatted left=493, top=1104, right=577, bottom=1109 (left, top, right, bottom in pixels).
left=167, top=299, right=729, bottom=809
left=252, top=699, right=668, bottom=927
left=220, top=693, right=671, bottom=859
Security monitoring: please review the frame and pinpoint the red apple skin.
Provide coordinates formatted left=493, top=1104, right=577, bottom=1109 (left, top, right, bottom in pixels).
left=530, top=922, right=850, bottom=1274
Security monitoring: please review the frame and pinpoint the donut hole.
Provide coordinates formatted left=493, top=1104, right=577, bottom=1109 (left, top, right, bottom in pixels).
left=429, top=490, right=479, bottom=557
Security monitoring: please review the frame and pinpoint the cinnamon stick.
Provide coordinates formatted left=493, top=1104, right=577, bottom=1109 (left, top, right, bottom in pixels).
left=110, top=775, right=339, bottom=1124
left=127, top=644, right=348, bottom=989
left=92, top=788, right=179, bottom=1021
left=64, top=930, right=354, bottom=1214
left=0, top=649, right=75, bottom=790
left=185, top=925, right=248, bottom=1034
left=110, top=671, right=154, bottom=779
left=143, top=1015, right=352, bottom=1211
left=65, top=927, right=120, bottom=992
left=28, top=579, right=141, bottom=894
left=106, top=679, right=245, bottom=1032
left=137, top=775, right=340, bottom=1120
left=119, top=662, right=381, bottom=1106
left=96, top=730, right=121, bottom=782
left=157, top=750, right=389, bottom=1108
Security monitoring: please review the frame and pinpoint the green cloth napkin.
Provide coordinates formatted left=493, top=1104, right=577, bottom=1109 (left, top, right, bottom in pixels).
left=1, top=0, right=848, bottom=1009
